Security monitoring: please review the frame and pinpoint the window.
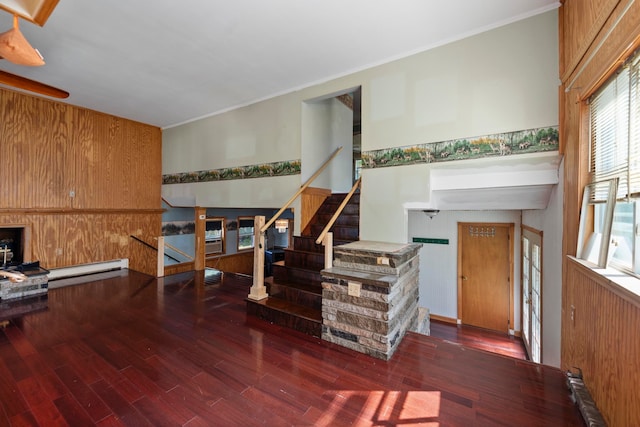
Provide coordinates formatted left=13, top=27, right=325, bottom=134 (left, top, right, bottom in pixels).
left=205, top=217, right=225, bottom=255
left=237, top=217, right=255, bottom=251
left=590, top=50, right=640, bottom=273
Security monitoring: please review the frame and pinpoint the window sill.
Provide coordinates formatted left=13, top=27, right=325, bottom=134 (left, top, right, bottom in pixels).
left=568, top=256, right=640, bottom=308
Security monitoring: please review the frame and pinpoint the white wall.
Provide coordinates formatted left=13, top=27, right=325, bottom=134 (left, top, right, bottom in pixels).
left=301, top=98, right=353, bottom=192
left=407, top=210, right=522, bottom=329
left=360, top=11, right=558, bottom=243
left=522, top=158, right=564, bottom=367
left=162, top=12, right=558, bottom=216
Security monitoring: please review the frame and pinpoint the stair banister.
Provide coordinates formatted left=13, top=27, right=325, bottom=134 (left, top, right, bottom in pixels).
left=164, top=242, right=194, bottom=261
left=315, top=178, right=361, bottom=245
left=250, top=146, right=343, bottom=301
left=260, top=146, right=343, bottom=233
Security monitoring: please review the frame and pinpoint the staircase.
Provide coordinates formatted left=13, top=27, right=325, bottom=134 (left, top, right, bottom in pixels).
left=246, top=191, right=360, bottom=337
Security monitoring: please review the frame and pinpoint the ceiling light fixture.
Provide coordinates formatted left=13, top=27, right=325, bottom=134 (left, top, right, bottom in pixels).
left=423, top=209, right=439, bottom=219
left=275, top=219, right=289, bottom=233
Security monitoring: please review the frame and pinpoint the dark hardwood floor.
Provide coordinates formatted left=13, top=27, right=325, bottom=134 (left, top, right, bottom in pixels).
left=0, top=269, right=583, bottom=426
left=429, top=320, right=529, bottom=360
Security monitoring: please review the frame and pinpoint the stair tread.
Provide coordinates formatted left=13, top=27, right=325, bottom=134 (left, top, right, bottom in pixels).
left=267, top=277, right=322, bottom=294
left=248, top=297, right=322, bottom=322
left=273, top=260, right=321, bottom=273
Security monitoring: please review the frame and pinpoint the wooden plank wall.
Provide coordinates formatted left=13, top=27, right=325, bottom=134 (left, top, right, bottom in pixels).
left=206, top=252, right=254, bottom=276
left=0, top=88, right=162, bottom=276
left=560, top=0, right=640, bottom=424
left=563, top=259, right=640, bottom=426
left=301, top=187, right=331, bottom=232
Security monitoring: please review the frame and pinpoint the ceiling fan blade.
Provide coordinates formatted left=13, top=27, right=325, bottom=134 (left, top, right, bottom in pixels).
left=0, top=69, right=68, bottom=98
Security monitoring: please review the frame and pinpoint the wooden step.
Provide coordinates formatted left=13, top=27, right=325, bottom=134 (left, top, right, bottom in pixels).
left=292, top=236, right=325, bottom=252
left=284, top=249, right=324, bottom=270
left=313, top=213, right=359, bottom=226
left=317, top=203, right=360, bottom=216
left=309, top=224, right=359, bottom=241
left=266, top=277, right=322, bottom=311
left=246, top=297, right=322, bottom=337
left=272, top=262, right=322, bottom=286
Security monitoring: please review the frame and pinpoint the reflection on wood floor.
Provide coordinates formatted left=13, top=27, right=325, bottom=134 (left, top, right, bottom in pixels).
left=0, top=269, right=583, bottom=426
left=429, top=320, right=529, bottom=360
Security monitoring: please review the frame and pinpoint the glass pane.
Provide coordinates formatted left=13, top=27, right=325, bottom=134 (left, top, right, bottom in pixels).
left=522, top=237, right=530, bottom=344
left=609, top=201, right=634, bottom=269
left=238, top=217, right=255, bottom=250
left=531, top=243, right=542, bottom=364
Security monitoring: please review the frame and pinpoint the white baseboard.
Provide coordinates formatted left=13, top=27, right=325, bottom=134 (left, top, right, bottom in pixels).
left=48, top=259, right=129, bottom=281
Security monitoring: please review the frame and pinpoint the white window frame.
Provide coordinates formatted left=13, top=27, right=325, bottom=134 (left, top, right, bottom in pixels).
left=589, top=50, right=640, bottom=274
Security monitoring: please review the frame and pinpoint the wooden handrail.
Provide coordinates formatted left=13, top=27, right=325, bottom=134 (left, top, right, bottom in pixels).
left=130, top=235, right=181, bottom=263
left=261, top=146, right=343, bottom=232
left=316, top=178, right=361, bottom=245
left=164, top=242, right=194, bottom=261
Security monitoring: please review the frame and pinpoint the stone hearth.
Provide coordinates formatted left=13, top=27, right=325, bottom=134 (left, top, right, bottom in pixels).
left=0, top=268, right=49, bottom=300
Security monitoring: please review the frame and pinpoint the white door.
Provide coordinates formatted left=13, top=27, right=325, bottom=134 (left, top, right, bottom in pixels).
left=522, top=227, right=542, bottom=363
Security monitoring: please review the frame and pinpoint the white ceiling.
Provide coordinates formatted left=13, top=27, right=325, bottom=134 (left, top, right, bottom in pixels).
left=0, top=0, right=560, bottom=129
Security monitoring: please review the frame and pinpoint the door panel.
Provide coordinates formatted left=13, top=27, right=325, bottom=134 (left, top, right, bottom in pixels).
left=459, top=223, right=511, bottom=333
left=522, top=227, right=542, bottom=363
left=522, top=236, right=532, bottom=354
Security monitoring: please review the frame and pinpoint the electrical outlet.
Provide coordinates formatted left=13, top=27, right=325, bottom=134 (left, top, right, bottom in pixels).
left=347, top=281, right=361, bottom=297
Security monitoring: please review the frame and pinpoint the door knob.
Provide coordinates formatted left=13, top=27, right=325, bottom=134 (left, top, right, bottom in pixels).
left=461, top=275, right=468, bottom=280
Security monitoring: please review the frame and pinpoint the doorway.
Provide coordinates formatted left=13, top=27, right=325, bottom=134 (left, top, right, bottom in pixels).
left=522, top=226, right=542, bottom=363
left=457, top=222, right=513, bottom=333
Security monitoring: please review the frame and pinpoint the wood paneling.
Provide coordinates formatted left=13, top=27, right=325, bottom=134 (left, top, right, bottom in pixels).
left=560, top=1, right=640, bottom=424
left=560, top=0, right=619, bottom=80
left=301, top=187, right=331, bottom=232
left=563, top=259, right=640, bottom=426
left=0, top=88, right=162, bottom=275
left=206, top=252, right=254, bottom=275
left=164, top=261, right=196, bottom=276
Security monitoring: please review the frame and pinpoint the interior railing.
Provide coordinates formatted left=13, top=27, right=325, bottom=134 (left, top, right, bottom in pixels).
left=131, top=235, right=195, bottom=277
left=164, top=242, right=194, bottom=263
left=315, top=177, right=361, bottom=269
left=248, top=146, right=343, bottom=301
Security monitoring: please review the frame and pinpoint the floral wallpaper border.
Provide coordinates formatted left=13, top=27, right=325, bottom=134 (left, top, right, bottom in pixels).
left=162, top=126, right=558, bottom=184
left=361, top=126, right=559, bottom=169
left=163, top=159, right=301, bottom=185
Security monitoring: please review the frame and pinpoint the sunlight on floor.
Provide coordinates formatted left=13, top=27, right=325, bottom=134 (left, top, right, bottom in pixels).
left=318, top=390, right=441, bottom=426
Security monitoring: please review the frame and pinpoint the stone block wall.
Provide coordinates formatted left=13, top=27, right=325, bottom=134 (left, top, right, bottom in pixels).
left=321, top=241, right=421, bottom=360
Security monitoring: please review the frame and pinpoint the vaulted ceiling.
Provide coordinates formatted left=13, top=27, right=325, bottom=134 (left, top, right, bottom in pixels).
left=0, top=1, right=560, bottom=129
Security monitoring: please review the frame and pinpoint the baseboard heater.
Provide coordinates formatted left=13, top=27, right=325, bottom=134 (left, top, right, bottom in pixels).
left=566, top=368, right=607, bottom=426
left=47, top=259, right=129, bottom=286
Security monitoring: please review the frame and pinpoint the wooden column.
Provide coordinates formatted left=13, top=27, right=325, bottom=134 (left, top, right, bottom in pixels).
left=248, top=215, right=268, bottom=301
left=194, top=207, right=206, bottom=271
left=156, top=236, right=165, bottom=277
left=323, top=232, right=333, bottom=269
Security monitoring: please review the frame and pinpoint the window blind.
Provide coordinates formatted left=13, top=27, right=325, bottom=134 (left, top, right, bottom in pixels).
left=591, top=50, right=640, bottom=200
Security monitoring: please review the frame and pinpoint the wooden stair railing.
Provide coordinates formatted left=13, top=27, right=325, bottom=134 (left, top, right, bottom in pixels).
left=164, top=242, right=194, bottom=262
left=131, top=235, right=195, bottom=277
left=315, top=178, right=361, bottom=269
left=248, top=146, right=343, bottom=301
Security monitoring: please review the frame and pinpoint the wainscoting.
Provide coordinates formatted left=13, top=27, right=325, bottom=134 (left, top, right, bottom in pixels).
left=562, top=257, right=640, bottom=426
left=205, top=251, right=254, bottom=275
